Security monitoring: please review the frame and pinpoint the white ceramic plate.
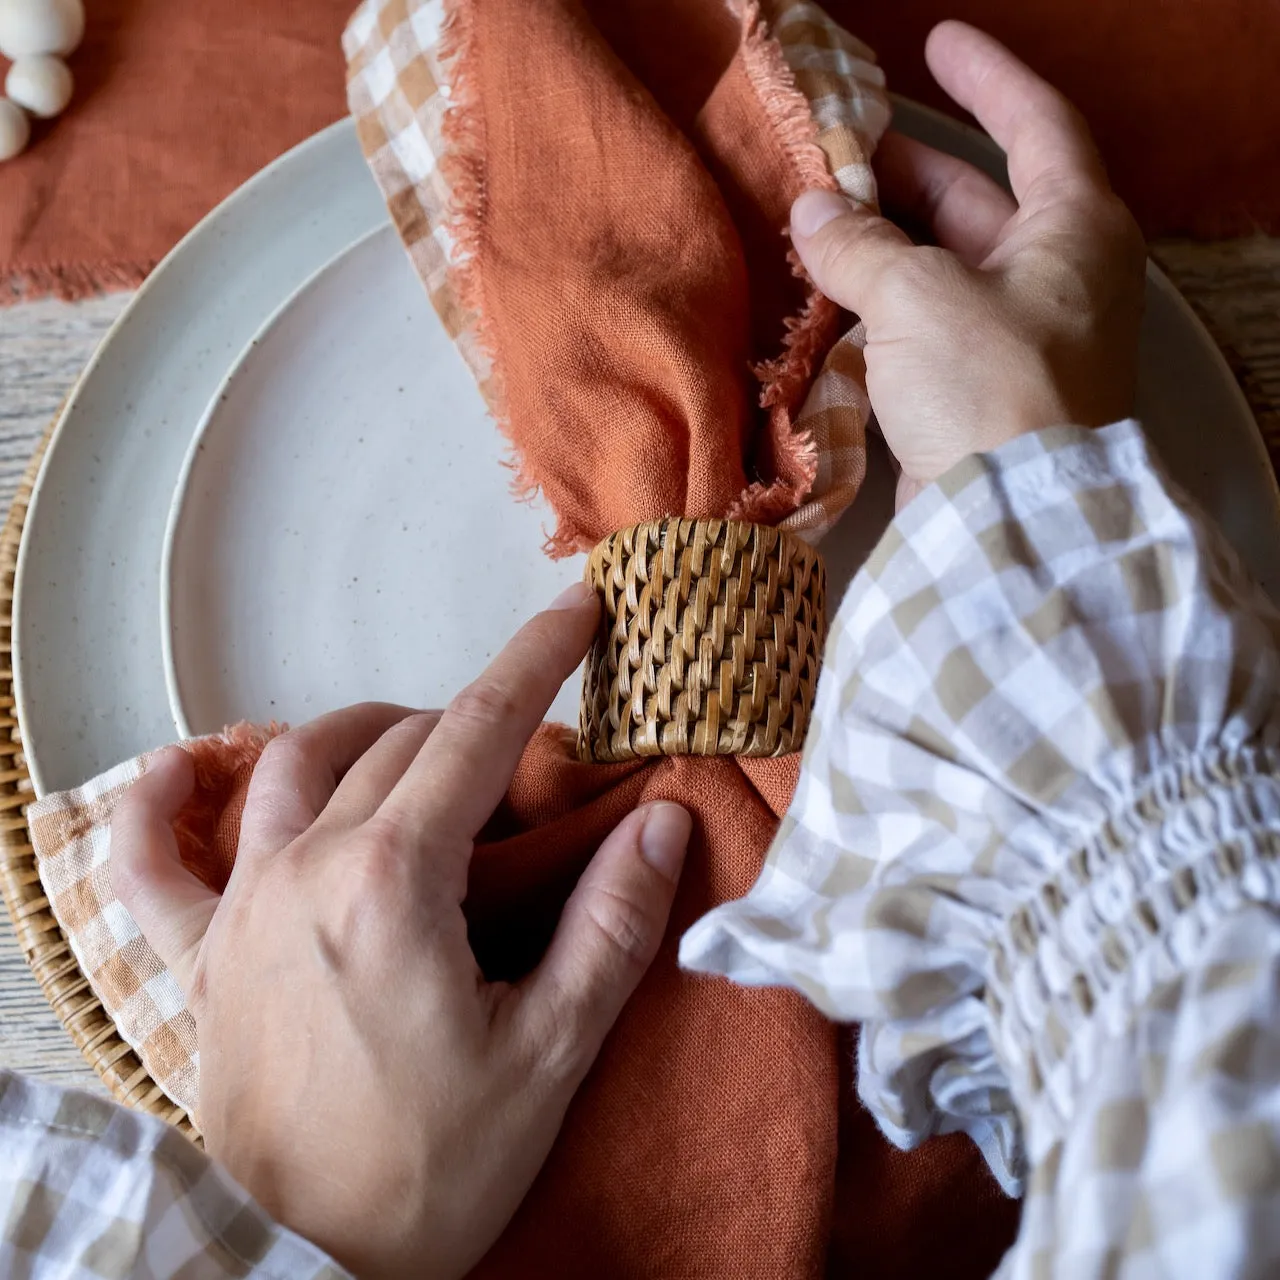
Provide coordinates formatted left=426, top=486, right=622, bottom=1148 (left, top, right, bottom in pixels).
left=15, top=104, right=1280, bottom=798
left=161, top=225, right=581, bottom=737
left=15, top=122, right=391, bottom=795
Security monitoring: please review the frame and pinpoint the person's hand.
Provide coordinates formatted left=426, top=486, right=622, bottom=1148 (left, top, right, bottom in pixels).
left=791, top=21, right=1147, bottom=507
left=109, top=582, right=691, bottom=1280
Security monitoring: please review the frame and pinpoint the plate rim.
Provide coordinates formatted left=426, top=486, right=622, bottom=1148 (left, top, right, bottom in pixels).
left=158, top=223, right=391, bottom=740
left=13, top=118, right=388, bottom=797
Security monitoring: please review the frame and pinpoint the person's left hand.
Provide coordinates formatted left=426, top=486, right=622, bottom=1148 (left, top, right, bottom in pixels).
left=110, top=581, right=692, bottom=1280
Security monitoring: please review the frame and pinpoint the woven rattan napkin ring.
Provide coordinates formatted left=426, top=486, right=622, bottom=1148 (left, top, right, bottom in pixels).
left=578, top=518, right=826, bottom=762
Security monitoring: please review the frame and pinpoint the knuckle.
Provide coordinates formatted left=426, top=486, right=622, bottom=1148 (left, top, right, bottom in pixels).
left=107, top=799, right=158, bottom=896
left=349, top=818, right=412, bottom=891
left=315, top=825, right=421, bottom=950
left=185, top=962, right=210, bottom=1016
left=521, top=987, right=595, bottom=1085
left=809, top=223, right=858, bottom=277
left=1031, top=82, right=1093, bottom=147
left=951, top=167, right=997, bottom=215
left=1058, top=99, right=1095, bottom=147
left=377, top=710, right=440, bottom=754
left=107, top=790, right=143, bottom=846
left=1041, top=260, right=1096, bottom=315
left=812, top=214, right=885, bottom=275
left=581, top=883, right=658, bottom=968
left=446, top=679, right=522, bottom=730
left=1096, top=195, right=1146, bottom=264
left=107, top=831, right=146, bottom=903
left=255, top=732, right=310, bottom=778
left=540, top=1027, right=593, bottom=1087
left=902, top=244, right=958, bottom=285
left=401, top=709, right=441, bottom=734
left=876, top=246, right=957, bottom=310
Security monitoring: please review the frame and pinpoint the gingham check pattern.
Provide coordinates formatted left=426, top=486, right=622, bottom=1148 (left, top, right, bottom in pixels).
left=682, top=419, right=1280, bottom=1275
left=342, top=0, right=494, bottom=403
left=29, top=751, right=201, bottom=1115
left=0, top=1070, right=346, bottom=1278
left=343, top=0, right=890, bottom=544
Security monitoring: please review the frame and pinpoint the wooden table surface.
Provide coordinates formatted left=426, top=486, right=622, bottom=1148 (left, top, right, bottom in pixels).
left=1, top=239, right=1277, bottom=1097
left=0, top=293, right=128, bottom=1092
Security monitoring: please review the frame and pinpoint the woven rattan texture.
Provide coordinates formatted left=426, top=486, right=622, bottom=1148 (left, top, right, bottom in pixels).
left=579, top=519, right=826, bottom=762
left=0, top=424, right=195, bottom=1133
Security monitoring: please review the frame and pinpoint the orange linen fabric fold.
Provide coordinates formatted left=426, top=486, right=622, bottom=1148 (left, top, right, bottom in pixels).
left=434, top=0, right=843, bottom=551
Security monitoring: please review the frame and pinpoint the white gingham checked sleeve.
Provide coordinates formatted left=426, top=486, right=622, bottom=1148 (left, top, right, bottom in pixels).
left=683, top=420, right=1280, bottom=1277
left=0, top=1071, right=349, bottom=1278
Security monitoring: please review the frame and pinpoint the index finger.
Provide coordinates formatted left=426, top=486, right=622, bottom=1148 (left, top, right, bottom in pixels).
left=377, top=581, right=598, bottom=853
left=239, top=702, right=416, bottom=856
left=925, top=21, right=1109, bottom=208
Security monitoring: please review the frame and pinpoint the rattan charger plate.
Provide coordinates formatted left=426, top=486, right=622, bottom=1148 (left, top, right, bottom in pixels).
left=0, top=422, right=194, bottom=1132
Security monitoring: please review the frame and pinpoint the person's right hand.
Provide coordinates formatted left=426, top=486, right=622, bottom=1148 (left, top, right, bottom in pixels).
left=791, top=21, right=1147, bottom=507
left=110, top=583, right=691, bottom=1280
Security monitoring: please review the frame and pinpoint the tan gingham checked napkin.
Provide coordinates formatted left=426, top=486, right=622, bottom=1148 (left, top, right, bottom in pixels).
left=30, top=728, right=271, bottom=1111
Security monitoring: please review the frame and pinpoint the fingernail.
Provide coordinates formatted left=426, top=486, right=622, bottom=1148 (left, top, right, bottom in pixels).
left=791, top=189, right=850, bottom=238
left=640, top=803, right=692, bottom=883
left=548, top=581, right=595, bottom=611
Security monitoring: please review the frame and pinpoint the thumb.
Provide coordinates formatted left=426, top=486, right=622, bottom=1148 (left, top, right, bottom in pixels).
left=519, top=802, right=691, bottom=1084
left=790, top=189, right=915, bottom=315
left=109, top=746, right=218, bottom=1002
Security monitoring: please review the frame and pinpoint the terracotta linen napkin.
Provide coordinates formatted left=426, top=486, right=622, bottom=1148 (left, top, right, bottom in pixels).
left=343, top=0, right=889, bottom=546
left=31, top=1, right=1019, bottom=1274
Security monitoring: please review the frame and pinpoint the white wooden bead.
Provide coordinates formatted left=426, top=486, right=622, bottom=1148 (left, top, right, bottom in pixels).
left=6, top=55, right=73, bottom=118
left=0, top=98, right=30, bottom=161
left=0, top=0, right=85, bottom=60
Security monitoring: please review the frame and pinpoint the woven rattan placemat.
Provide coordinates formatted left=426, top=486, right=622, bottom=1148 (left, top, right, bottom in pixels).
left=0, top=426, right=194, bottom=1131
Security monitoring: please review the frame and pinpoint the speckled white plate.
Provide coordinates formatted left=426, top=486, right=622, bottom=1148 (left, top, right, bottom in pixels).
left=161, top=225, right=582, bottom=737
left=14, top=122, right=390, bottom=795
left=15, top=105, right=1280, bottom=798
